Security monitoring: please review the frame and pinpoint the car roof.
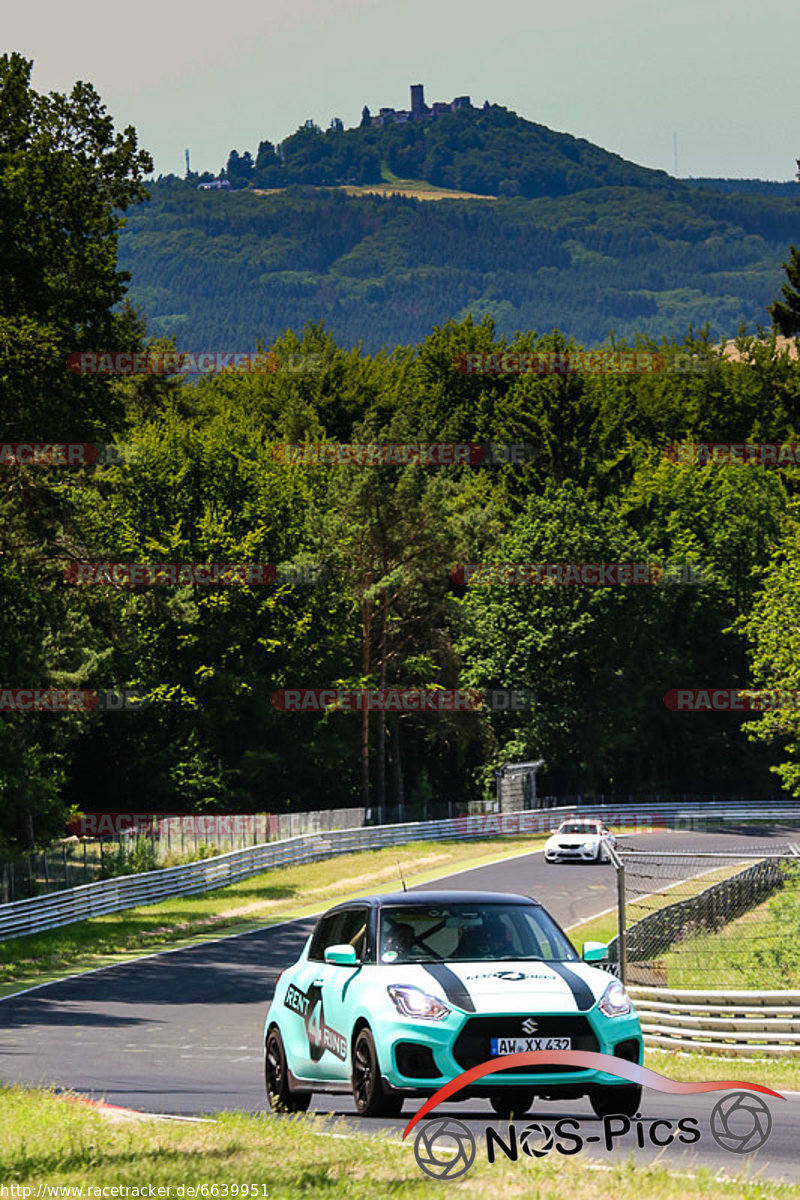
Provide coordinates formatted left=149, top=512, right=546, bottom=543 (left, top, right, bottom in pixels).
left=320, top=890, right=542, bottom=912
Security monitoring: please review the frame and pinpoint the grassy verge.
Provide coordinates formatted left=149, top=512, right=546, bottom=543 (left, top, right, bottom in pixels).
left=567, top=871, right=800, bottom=1091
left=2, top=1086, right=797, bottom=1199
left=644, top=1048, right=800, bottom=1092
left=0, top=836, right=546, bottom=995
left=566, top=862, right=755, bottom=952
left=339, top=181, right=495, bottom=200
left=662, top=875, right=800, bottom=989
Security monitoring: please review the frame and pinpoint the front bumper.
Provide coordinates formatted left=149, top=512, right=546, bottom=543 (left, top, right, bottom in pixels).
left=378, top=1007, right=642, bottom=1094
left=545, top=843, right=603, bottom=861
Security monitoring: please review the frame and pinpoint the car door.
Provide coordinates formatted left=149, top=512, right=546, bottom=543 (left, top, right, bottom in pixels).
left=313, top=907, right=371, bottom=1083
left=281, top=913, right=339, bottom=1082
left=294, top=907, right=370, bottom=1083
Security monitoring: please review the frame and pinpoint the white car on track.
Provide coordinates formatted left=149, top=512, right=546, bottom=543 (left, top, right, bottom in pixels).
left=544, top=818, right=616, bottom=864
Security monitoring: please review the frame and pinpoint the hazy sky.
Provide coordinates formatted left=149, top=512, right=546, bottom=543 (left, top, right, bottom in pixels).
left=7, top=0, right=799, bottom=181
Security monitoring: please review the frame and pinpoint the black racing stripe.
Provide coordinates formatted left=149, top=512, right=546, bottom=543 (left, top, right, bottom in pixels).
left=422, top=963, right=476, bottom=1012
left=546, top=962, right=596, bottom=1011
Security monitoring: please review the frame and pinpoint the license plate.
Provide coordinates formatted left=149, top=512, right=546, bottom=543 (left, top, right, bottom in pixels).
left=490, top=1036, right=572, bottom=1055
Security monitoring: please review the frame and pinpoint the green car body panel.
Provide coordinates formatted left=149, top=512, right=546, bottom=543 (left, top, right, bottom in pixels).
left=264, top=891, right=643, bottom=1102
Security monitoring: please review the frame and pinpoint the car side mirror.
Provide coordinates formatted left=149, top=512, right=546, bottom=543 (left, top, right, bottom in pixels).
left=582, top=941, right=609, bottom=962
left=324, top=944, right=359, bottom=967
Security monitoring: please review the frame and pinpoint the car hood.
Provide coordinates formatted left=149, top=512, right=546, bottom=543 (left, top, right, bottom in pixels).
left=382, top=960, right=612, bottom=1013
left=546, top=833, right=599, bottom=845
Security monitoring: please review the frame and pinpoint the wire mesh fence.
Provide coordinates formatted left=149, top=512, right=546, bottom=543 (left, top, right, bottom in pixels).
left=0, top=841, right=103, bottom=902
left=0, top=801, right=509, bottom=902
left=607, top=841, right=800, bottom=989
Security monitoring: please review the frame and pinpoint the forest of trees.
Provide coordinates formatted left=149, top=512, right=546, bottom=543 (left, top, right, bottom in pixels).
left=119, top=180, right=800, bottom=352
left=4, top=52, right=800, bottom=854
left=229, top=104, right=676, bottom=197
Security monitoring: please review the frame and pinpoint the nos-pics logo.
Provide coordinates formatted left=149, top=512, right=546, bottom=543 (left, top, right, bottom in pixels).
left=413, top=1093, right=774, bottom=1180
left=404, top=1052, right=783, bottom=1180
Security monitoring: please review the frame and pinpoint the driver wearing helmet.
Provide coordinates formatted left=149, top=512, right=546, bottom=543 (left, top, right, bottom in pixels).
left=381, top=920, right=415, bottom=961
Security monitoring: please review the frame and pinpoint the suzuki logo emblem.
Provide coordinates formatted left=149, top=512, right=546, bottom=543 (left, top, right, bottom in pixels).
left=521, top=1018, right=538, bottom=1034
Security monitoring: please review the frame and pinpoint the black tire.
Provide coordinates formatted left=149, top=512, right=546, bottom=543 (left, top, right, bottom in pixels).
left=352, top=1026, right=404, bottom=1117
left=265, top=1026, right=311, bottom=1113
left=589, top=1083, right=642, bottom=1119
left=489, top=1089, right=535, bottom=1119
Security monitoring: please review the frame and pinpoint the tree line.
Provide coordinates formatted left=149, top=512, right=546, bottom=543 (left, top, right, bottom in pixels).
left=119, top=182, right=799, bottom=353
left=4, top=51, right=800, bottom=853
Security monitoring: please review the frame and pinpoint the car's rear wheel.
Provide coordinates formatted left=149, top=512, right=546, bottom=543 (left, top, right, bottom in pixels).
left=489, top=1089, right=535, bottom=1119
left=352, top=1027, right=404, bottom=1117
left=265, top=1027, right=311, bottom=1113
left=589, top=1083, right=641, bottom=1119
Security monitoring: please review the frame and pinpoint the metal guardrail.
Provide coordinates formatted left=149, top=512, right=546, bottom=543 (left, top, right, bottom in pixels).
left=629, top=986, right=800, bottom=1057
left=0, top=799, right=797, bottom=943
left=0, top=819, right=454, bottom=942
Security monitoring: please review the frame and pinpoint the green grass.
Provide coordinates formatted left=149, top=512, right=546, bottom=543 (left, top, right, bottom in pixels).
left=566, top=862, right=755, bottom=954
left=567, top=866, right=800, bottom=1088
left=2, top=1085, right=798, bottom=1199
left=0, top=837, right=546, bottom=995
left=662, top=875, right=800, bottom=989
left=644, top=1048, right=800, bottom=1092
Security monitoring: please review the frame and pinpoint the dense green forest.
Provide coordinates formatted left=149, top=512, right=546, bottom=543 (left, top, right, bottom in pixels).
left=116, top=100, right=800, bottom=351
left=689, top=178, right=800, bottom=197
left=5, top=52, right=800, bottom=852
left=120, top=179, right=800, bottom=351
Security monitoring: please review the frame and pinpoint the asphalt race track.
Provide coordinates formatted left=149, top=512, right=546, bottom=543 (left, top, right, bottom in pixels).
left=1, top=828, right=797, bottom=1182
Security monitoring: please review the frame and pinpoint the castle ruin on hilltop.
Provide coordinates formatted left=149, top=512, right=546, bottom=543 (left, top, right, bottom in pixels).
left=362, top=84, right=472, bottom=129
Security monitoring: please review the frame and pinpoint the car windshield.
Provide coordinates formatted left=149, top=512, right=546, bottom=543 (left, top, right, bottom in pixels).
left=559, top=822, right=600, bottom=834
left=378, top=902, right=579, bottom=964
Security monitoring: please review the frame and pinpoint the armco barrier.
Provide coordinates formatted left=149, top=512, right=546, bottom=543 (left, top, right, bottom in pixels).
left=629, top=986, right=800, bottom=1057
left=0, top=800, right=797, bottom=943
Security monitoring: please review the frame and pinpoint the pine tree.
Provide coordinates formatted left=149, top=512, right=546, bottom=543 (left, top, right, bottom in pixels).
left=768, top=244, right=800, bottom=335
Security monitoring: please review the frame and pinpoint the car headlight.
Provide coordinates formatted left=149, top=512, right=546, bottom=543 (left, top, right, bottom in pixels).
left=387, top=984, right=451, bottom=1021
left=598, top=980, right=632, bottom=1017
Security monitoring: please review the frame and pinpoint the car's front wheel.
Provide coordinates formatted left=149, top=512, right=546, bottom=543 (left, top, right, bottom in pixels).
left=489, top=1089, right=535, bottom=1119
left=588, top=1083, right=642, bottom=1119
left=352, top=1026, right=404, bottom=1117
left=265, top=1027, right=311, bottom=1113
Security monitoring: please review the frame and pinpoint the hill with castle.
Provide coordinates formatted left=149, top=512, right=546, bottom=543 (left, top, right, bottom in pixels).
left=205, top=84, right=679, bottom=199
left=127, top=87, right=800, bottom=352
